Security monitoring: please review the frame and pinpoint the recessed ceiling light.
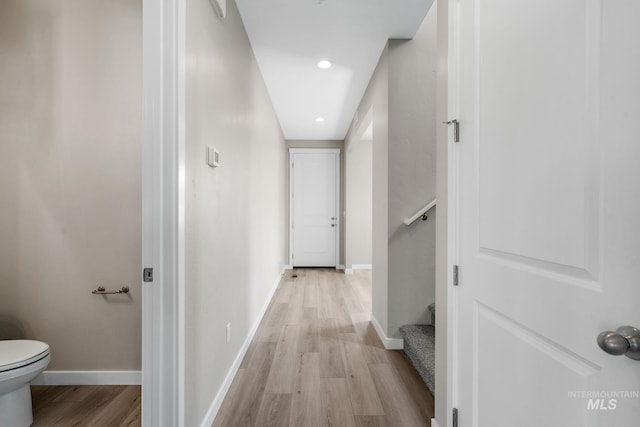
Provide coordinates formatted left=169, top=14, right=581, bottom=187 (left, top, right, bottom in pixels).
left=315, top=117, right=326, bottom=123
left=316, top=60, right=332, bottom=69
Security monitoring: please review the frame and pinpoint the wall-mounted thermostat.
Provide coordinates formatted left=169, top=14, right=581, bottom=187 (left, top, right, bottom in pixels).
left=207, top=146, right=220, bottom=168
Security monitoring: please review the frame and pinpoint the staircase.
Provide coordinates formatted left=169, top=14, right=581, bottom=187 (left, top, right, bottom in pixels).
left=399, top=303, right=436, bottom=394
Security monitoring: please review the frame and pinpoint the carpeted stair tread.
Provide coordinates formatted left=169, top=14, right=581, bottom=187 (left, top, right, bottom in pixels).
left=399, top=324, right=435, bottom=394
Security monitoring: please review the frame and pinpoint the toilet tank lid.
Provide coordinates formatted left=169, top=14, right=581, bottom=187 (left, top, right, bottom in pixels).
left=0, top=340, right=49, bottom=371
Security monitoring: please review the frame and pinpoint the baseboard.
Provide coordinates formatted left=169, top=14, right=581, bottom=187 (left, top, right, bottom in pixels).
left=345, top=264, right=372, bottom=275
left=431, top=419, right=440, bottom=427
left=284, top=264, right=293, bottom=270
left=336, top=264, right=345, bottom=270
left=31, top=370, right=141, bottom=386
left=198, top=267, right=285, bottom=427
left=370, top=314, right=404, bottom=350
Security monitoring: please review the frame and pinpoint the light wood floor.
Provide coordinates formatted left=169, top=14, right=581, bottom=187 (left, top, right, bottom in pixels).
left=30, top=385, right=141, bottom=426
left=212, top=268, right=434, bottom=427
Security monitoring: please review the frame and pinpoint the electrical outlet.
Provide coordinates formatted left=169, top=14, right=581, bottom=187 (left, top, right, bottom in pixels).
left=226, top=323, right=231, bottom=343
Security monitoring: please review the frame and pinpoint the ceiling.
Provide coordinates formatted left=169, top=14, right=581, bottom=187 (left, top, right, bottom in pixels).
left=235, top=0, right=434, bottom=141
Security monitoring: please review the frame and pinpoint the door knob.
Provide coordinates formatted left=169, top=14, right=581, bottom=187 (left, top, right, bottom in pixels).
left=597, top=326, right=640, bottom=360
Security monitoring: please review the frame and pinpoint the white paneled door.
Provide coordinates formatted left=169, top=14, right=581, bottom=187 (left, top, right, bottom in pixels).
left=290, top=149, right=339, bottom=267
left=453, top=1, right=640, bottom=426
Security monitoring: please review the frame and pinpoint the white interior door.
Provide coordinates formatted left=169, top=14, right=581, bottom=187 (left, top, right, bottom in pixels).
left=453, top=1, right=640, bottom=426
left=290, top=149, right=339, bottom=267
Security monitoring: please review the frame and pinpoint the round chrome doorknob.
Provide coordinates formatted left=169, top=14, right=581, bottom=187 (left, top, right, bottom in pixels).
left=597, top=332, right=630, bottom=355
left=597, top=326, right=640, bottom=360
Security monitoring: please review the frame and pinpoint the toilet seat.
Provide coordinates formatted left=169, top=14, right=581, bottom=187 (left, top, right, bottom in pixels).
left=0, top=340, right=50, bottom=373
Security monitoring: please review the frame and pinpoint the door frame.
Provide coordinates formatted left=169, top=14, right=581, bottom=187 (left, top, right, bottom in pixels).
left=434, top=0, right=456, bottom=426
left=142, top=0, right=186, bottom=425
left=289, top=148, right=341, bottom=268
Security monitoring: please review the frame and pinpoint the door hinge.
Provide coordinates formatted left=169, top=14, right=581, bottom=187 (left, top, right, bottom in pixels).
left=292, top=162, right=294, bottom=168
left=443, top=119, right=460, bottom=143
left=143, top=268, right=154, bottom=283
left=453, top=408, right=458, bottom=427
left=453, top=265, right=459, bottom=286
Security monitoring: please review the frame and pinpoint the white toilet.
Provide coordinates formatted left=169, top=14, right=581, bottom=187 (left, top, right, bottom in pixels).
left=0, top=340, right=51, bottom=427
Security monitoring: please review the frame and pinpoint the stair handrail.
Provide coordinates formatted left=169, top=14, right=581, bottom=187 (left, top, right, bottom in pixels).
left=403, top=198, right=437, bottom=226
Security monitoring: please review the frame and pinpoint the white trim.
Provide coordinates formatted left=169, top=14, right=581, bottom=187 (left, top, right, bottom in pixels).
left=289, top=148, right=341, bottom=268
left=288, top=152, right=294, bottom=266
left=370, top=314, right=404, bottom=350
left=142, top=0, right=185, bottom=425
left=32, top=371, right=141, bottom=386
left=284, top=265, right=293, bottom=270
left=198, top=268, right=285, bottom=427
left=345, top=265, right=371, bottom=275
left=335, top=146, right=340, bottom=266
left=177, top=0, right=187, bottom=423
left=289, top=148, right=342, bottom=154
left=431, top=419, right=441, bottom=427
left=443, top=1, right=460, bottom=427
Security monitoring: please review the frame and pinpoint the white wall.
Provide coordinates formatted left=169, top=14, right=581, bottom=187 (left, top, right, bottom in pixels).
left=184, top=0, right=287, bottom=424
left=0, top=0, right=142, bottom=372
left=345, top=123, right=373, bottom=268
left=387, top=3, right=438, bottom=337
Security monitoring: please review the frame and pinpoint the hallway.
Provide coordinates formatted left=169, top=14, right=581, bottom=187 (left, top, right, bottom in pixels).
left=212, top=269, right=433, bottom=427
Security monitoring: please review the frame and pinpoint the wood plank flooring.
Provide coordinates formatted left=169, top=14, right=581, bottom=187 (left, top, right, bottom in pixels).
left=30, top=385, right=141, bottom=426
left=28, top=269, right=432, bottom=427
left=212, top=268, right=434, bottom=427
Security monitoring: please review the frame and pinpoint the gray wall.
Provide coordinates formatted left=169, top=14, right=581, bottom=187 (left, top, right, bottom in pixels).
left=184, top=0, right=287, bottom=424
left=286, top=140, right=345, bottom=267
left=387, top=5, right=438, bottom=337
left=345, top=126, right=373, bottom=268
left=0, top=0, right=142, bottom=371
left=344, top=47, right=390, bottom=335
left=344, top=4, right=437, bottom=340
